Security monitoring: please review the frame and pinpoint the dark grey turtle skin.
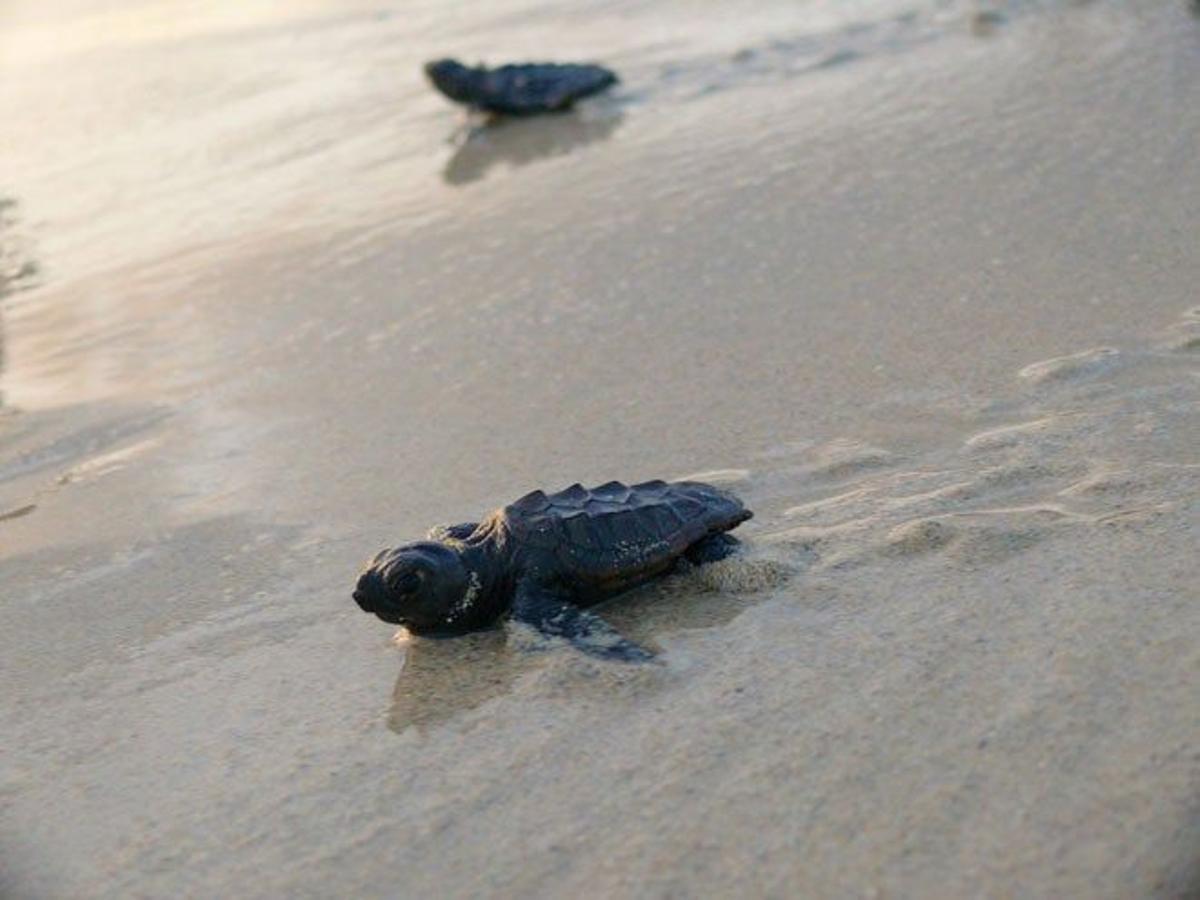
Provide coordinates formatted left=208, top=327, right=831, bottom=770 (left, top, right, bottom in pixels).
left=424, top=58, right=618, bottom=116
left=353, top=480, right=751, bottom=662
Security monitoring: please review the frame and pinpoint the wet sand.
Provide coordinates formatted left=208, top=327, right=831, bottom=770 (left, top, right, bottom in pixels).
left=2, top=1, right=1198, bottom=897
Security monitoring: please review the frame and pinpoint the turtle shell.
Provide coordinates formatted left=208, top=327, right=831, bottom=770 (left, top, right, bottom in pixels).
left=477, top=63, right=618, bottom=115
left=501, top=480, right=751, bottom=594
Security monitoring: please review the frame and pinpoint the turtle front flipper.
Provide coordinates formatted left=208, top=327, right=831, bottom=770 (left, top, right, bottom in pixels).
left=510, top=581, right=653, bottom=663
left=426, top=522, right=479, bottom=542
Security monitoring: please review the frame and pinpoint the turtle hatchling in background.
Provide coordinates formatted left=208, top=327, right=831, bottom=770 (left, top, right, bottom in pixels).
left=353, top=480, right=752, bottom=662
left=424, top=58, right=619, bottom=116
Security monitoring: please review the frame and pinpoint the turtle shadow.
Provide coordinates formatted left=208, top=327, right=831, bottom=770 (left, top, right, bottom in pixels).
left=387, top=558, right=777, bottom=735
left=442, top=107, right=624, bottom=186
left=388, top=627, right=533, bottom=733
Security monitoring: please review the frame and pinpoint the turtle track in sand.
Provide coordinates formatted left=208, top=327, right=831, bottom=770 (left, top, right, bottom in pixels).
left=658, top=306, right=1199, bottom=596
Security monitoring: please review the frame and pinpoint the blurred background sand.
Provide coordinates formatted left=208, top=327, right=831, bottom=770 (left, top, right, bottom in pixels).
left=1, top=1, right=1197, bottom=896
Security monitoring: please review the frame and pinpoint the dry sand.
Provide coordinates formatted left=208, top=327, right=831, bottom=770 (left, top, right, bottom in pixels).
left=1, top=1, right=1198, bottom=897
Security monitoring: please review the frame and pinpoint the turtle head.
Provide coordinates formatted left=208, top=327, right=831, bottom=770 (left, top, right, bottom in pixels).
left=424, top=58, right=479, bottom=104
left=353, top=542, right=473, bottom=634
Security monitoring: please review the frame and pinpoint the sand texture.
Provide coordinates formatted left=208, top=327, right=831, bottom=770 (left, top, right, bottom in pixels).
left=1, top=1, right=1198, bottom=897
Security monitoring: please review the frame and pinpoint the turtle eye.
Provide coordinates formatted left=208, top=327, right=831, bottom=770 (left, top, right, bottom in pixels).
left=390, top=571, right=422, bottom=595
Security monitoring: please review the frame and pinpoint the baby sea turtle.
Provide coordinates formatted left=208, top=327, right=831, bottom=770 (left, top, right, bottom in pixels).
left=353, top=480, right=751, bottom=662
left=424, top=59, right=619, bottom=116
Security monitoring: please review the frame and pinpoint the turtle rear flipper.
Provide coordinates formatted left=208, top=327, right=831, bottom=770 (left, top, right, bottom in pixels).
left=685, top=532, right=742, bottom=565
left=511, top=581, right=653, bottom=663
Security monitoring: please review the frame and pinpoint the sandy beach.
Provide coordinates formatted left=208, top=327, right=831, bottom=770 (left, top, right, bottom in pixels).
left=2, top=1, right=1198, bottom=897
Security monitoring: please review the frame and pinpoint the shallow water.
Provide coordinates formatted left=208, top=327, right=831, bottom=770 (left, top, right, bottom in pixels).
left=2, top=1, right=1199, bottom=897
